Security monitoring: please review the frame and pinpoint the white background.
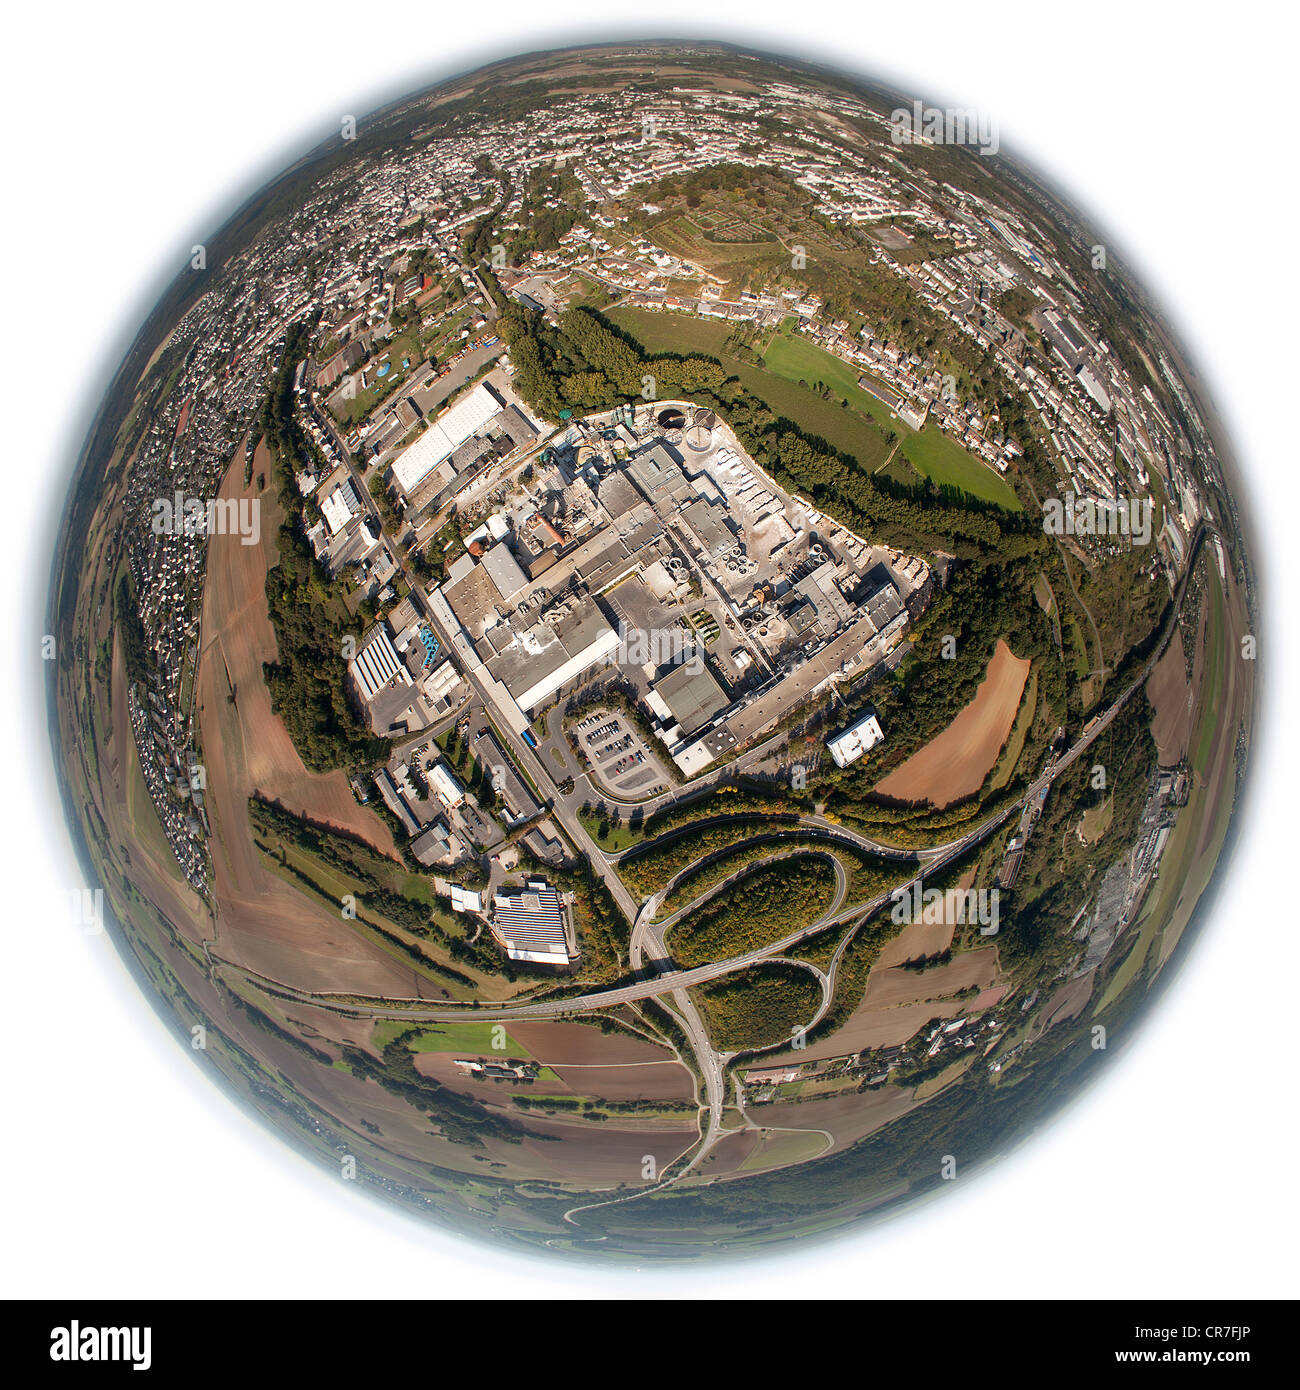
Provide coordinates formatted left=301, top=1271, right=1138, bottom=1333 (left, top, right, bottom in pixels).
left=3, top=0, right=1297, bottom=1300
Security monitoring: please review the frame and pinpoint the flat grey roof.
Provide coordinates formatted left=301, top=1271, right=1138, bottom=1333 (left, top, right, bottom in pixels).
left=481, top=540, right=528, bottom=601
left=626, top=444, right=693, bottom=511
left=445, top=563, right=506, bottom=638
left=864, top=582, right=903, bottom=629
left=680, top=497, right=735, bottom=556
left=485, top=596, right=616, bottom=703
left=598, top=473, right=641, bottom=521
left=655, top=660, right=728, bottom=737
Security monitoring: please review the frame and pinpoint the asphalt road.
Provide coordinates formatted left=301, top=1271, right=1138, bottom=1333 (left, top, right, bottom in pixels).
left=224, top=525, right=1203, bottom=1033
left=420, top=593, right=645, bottom=924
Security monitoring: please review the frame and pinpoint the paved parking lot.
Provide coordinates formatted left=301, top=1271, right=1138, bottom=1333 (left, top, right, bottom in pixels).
left=572, top=708, right=671, bottom=799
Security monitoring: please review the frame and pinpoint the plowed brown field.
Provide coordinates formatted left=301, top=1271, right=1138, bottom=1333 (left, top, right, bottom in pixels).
left=197, top=445, right=413, bottom=995
left=875, top=639, right=1031, bottom=807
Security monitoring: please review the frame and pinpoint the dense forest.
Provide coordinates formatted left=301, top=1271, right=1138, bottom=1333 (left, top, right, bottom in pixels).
left=694, top=963, right=825, bottom=1050
left=619, top=815, right=801, bottom=897
left=114, top=570, right=152, bottom=685
left=668, top=855, right=838, bottom=967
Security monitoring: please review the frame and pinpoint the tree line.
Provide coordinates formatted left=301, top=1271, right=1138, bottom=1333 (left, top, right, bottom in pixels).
left=500, top=303, right=1038, bottom=557
left=258, top=326, right=388, bottom=773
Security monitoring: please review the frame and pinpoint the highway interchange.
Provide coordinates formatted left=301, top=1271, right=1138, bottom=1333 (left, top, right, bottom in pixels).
left=222, top=521, right=1203, bottom=1189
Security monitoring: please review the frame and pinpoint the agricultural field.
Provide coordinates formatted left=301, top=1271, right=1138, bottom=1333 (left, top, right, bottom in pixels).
left=372, top=1020, right=527, bottom=1053
left=1145, top=628, right=1193, bottom=765
left=988, top=669, right=1038, bottom=792
left=752, top=1084, right=919, bottom=1157
left=738, top=1128, right=831, bottom=1171
left=874, top=640, right=1032, bottom=808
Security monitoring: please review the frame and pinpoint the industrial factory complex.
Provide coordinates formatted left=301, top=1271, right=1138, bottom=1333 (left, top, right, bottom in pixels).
left=293, top=377, right=923, bottom=975
left=388, top=402, right=923, bottom=779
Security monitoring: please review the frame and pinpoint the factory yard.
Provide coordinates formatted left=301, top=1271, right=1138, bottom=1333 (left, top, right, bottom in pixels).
left=424, top=401, right=924, bottom=785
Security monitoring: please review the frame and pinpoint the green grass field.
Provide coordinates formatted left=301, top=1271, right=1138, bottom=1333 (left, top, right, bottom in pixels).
left=738, top=1128, right=828, bottom=1171
left=760, top=333, right=905, bottom=434
left=900, top=425, right=1022, bottom=510
left=728, top=361, right=893, bottom=472
left=398, top=874, right=441, bottom=906
left=606, top=306, right=732, bottom=358
left=371, top=1020, right=529, bottom=1055
left=578, top=805, right=646, bottom=853
left=608, top=308, right=1020, bottom=502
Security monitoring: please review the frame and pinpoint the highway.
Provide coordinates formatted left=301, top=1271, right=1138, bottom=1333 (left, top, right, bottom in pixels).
left=221, top=524, right=1204, bottom=1030
left=614, top=810, right=924, bottom=876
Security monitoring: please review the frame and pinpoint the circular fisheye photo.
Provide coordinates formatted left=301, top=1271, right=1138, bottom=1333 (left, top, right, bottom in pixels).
left=48, top=40, right=1257, bottom=1262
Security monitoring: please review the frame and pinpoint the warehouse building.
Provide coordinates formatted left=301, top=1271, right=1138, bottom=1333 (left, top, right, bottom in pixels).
left=410, top=819, right=458, bottom=866
left=646, top=659, right=729, bottom=740
left=490, top=880, right=572, bottom=965
left=827, top=710, right=885, bottom=768
left=481, top=595, right=620, bottom=713
left=389, top=382, right=505, bottom=499
left=320, top=476, right=365, bottom=536
left=427, top=761, right=465, bottom=809
left=480, top=540, right=529, bottom=603
left=373, top=768, right=419, bottom=836
left=348, top=625, right=410, bottom=703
